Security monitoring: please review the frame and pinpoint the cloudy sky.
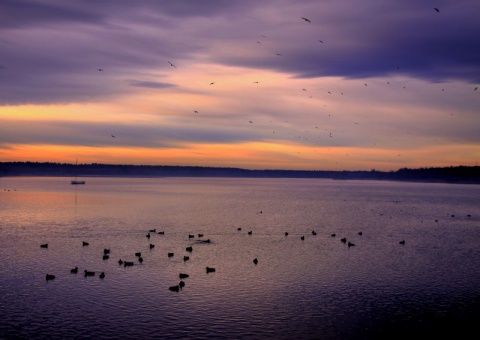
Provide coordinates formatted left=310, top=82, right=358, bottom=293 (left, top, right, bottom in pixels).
left=1, top=0, right=479, bottom=170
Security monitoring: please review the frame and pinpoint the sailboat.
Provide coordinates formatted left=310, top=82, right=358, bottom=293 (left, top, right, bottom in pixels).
left=71, top=159, right=86, bottom=185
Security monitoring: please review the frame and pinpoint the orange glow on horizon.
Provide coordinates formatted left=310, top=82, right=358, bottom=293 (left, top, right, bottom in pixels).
left=1, top=142, right=478, bottom=171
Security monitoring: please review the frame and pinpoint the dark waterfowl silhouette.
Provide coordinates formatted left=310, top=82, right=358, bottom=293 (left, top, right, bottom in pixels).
left=40, top=243, right=48, bottom=248
left=301, top=236, right=305, bottom=240
left=99, top=272, right=105, bottom=279
left=331, top=233, right=336, bottom=237
left=179, top=281, right=185, bottom=289
left=169, top=285, right=180, bottom=292
left=434, top=8, right=440, bottom=12
left=97, top=68, right=103, bottom=71
left=179, top=273, right=189, bottom=279
left=183, top=256, right=190, bottom=262
left=138, top=257, right=143, bottom=263
left=124, top=261, right=134, bottom=267
left=312, top=230, right=317, bottom=235
left=84, top=270, right=95, bottom=277
left=111, top=135, right=116, bottom=138
left=399, top=240, right=405, bottom=245
left=206, top=267, right=216, bottom=273
left=358, top=232, right=363, bottom=236
left=186, top=246, right=193, bottom=252
left=146, top=233, right=150, bottom=239
left=135, top=252, right=141, bottom=257
left=253, top=258, right=258, bottom=265
left=46, top=274, right=56, bottom=280
left=82, top=241, right=89, bottom=246
left=158, top=231, right=165, bottom=235
left=237, top=227, right=242, bottom=231
left=168, top=252, right=174, bottom=258
left=168, top=61, right=177, bottom=68
left=348, top=242, right=355, bottom=247
left=149, top=244, right=155, bottom=249
left=189, top=235, right=194, bottom=239
left=248, top=231, right=252, bottom=235
left=103, top=254, right=109, bottom=260
left=103, top=248, right=110, bottom=255
left=285, top=232, right=289, bottom=236
left=301, top=17, right=311, bottom=23
left=149, top=228, right=156, bottom=233
left=70, top=267, right=78, bottom=274
left=118, top=259, right=124, bottom=265
left=198, top=234, right=204, bottom=238
left=341, top=238, right=347, bottom=243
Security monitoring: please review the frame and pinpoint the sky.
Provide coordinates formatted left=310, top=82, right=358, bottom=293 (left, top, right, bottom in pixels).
left=1, top=0, right=479, bottom=171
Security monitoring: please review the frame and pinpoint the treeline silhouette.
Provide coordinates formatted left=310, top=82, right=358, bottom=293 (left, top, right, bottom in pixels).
left=0, top=162, right=479, bottom=183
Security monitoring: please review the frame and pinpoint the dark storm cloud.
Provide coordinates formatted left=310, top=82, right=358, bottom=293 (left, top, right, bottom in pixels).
left=215, top=1, right=480, bottom=83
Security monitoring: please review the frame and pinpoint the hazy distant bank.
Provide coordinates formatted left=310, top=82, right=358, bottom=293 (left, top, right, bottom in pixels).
left=0, top=162, right=479, bottom=184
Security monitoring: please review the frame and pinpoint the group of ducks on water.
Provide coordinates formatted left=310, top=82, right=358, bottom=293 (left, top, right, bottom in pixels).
left=41, top=222, right=424, bottom=286
left=42, top=228, right=219, bottom=291
left=41, top=212, right=473, bottom=285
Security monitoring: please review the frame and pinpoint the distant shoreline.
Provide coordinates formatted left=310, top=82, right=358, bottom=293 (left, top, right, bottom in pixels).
left=1, top=162, right=479, bottom=184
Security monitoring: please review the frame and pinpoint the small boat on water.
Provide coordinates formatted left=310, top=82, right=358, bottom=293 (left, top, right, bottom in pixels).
left=71, top=159, right=86, bottom=185
left=71, top=180, right=86, bottom=185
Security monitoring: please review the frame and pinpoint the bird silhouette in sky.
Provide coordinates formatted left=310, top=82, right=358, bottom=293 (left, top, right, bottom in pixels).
left=194, top=110, right=198, bottom=113
left=249, top=121, right=253, bottom=123
left=210, top=82, right=215, bottom=85
left=97, top=68, right=103, bottom=71
left=276, top=53, right=282, bottom=56
left=301, top=17, right=311, bottom=23
left=318, top=40, right=323, bottom=43
left=475, top=87, right=478, bottom=91
left=111, top=135, right=116, bottom=138
left=168, top=61, right=177, bottom=68
left=434, top=8, right=440, bottom=13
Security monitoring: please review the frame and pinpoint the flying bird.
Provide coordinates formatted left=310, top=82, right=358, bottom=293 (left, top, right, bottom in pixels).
left=194, top=110, right=198, bottom=113
left=301, top=17, right=311, bottom=23
left=111, top=135, right=116, bottom=138
left=210, top=82, right=215, bottom=85
left=475, top=87, right=478, bottom=91
left=249, top=121, right=253, bottom=123
left=276, top=53, right=282, bottom=56
left=434, top=8, right=440, bottom=12
left=97, top=68, right=103, bottom=71
left=318, top=40, right=323, bottom=43
left=168, top=61, right=177, bottom=68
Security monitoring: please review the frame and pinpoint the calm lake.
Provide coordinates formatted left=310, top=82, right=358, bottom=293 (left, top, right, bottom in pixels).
left=0, top=177, right=479, bottom=339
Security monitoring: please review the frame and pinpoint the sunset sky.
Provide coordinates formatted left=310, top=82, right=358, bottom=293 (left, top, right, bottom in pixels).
left=1, top=0, right=479, bottom=170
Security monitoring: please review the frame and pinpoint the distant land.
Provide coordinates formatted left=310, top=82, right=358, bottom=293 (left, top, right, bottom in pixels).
left=0, top=162, right=479, bottom=184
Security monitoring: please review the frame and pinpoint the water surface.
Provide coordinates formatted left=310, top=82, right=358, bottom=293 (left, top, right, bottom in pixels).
left=1, top=177, right=479, bottom=339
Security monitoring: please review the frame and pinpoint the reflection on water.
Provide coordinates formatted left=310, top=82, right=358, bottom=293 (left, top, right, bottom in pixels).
left=0, top=177, right=479, bottom=339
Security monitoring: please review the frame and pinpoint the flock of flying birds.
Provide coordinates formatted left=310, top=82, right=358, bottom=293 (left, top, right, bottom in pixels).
left=94, top=8, right=477, bottom=163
